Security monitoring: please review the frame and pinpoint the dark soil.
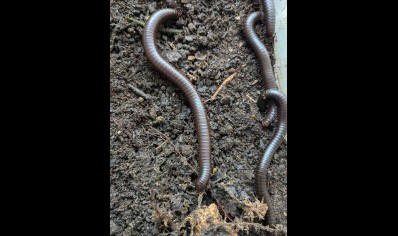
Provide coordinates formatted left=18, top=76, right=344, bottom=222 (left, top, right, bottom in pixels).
left=110, top=0, right=287, bottom=235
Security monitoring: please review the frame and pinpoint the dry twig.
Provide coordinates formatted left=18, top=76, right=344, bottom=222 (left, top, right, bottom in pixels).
left=211, top=189, right=234, bottom=222
left=143, top=127, right=196, bottom=174
left=128, top=84, right=152, bottom=100
left=205, top=64, right=246, bottom=103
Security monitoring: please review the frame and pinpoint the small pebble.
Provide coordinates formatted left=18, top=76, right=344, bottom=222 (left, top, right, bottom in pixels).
left=227, top=186, right=237, bottom=196
left=185, top=35, right=195, bottom=41
left=166, top=51, right=182, bottom=62
left=110, top=159, right=117, bottom=167
left=239, top=191, right=250, bottom=200
left=148, top=3, right=156, bottom=13
left=197, top=86, right=206, bottom=93
left=225, top=124, right=233, bottom=132
left=188, top=22, right=195, bottom=31
left=227, top=68, right=236, bottom=74
left=221, top=96, right=231, bottom=105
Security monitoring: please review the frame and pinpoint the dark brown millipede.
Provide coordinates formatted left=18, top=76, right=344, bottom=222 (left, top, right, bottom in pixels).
left=255, top=89, right=287, bottom=227
left=252, top=0, right=275, bottom=37
left=259, top=0, right=275, bottom=37
left=244, top=0, right=287, bottom=227
left=142, top=9, right=212, bottom=192
left=243, top=11, right=277, bottom=128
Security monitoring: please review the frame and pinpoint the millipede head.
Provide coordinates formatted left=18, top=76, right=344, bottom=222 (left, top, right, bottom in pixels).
left=262, top=119, right=271, bottom=128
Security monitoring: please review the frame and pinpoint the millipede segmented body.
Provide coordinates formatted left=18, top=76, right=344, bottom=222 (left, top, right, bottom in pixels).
left=255, top=89, right=287, bottom=226
left=243, top=11, right=277, bottom=127
left=142, top=9, right=212, bottom=192
left=259, top=0, right=275, bottom=37
left=244, top=1, right=287, bottom=227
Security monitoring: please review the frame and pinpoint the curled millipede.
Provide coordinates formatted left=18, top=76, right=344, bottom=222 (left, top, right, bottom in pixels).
left=244, top=1, right=287, bottom=227
left=243, top=11, right=277, bottom=127
left=255, top=89, right=287, bottom=226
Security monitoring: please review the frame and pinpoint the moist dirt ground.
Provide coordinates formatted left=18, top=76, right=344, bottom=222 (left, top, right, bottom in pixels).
left=110, top=1, right=287, bottom=235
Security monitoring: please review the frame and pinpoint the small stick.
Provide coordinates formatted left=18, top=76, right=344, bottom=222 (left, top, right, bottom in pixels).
left=211, top=189, right=234, bottom=222
left=159, top=27, right=184, bottom=34
left=124, top=16, right=183, bottom=34
left=128, top=84, right=152, bottom=100
left=149, top=127, right=184, bottom=157
left=205, top=64, right=246, bottom=103
left=112, top=117, right=121, bottom=128
left=155, top=140, right=168, bottom=150
left=125, top=16, right=145, bottom=27
left=144, top=127, right=197, bottom=174
left=246, top=94, right=256, bottom=103
left=197, top=192, right=204, bottom=209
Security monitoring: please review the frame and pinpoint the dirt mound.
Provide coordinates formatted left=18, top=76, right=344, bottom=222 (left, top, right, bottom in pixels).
left=110, top=1, right=287, bottom=235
